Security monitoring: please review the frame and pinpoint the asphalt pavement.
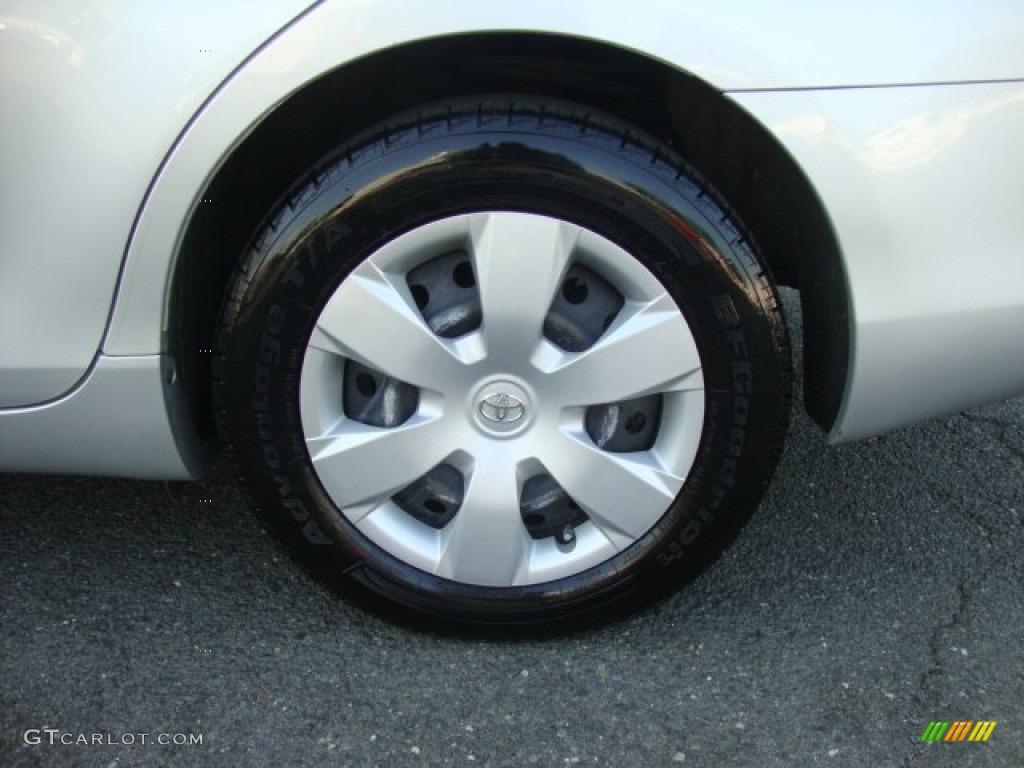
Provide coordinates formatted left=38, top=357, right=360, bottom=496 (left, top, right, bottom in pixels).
left=2, top=293, right=1022, bottom=767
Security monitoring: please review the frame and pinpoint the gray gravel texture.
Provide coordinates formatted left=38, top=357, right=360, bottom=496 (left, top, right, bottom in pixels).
left=1, top=293, right=1022, bottom=767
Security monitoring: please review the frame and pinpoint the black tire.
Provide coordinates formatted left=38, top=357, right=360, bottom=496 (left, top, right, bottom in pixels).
left=213, top=98, right=791, bottom=632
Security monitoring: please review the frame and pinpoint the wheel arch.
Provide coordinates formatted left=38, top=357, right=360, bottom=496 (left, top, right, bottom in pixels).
left=168, top=32, right=849, bottom=444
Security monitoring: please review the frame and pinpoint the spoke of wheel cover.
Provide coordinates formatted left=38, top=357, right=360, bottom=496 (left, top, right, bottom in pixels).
left=544, top=293, right=703, bottom=404
left=469, top=213, right=577, bottom=359
left=436, top=453, right=532, bottom=586
left=306, top=417, right=452, bottom=514
left=540, top=432, right=685, bottom=546
left=308, top=264, right=464, bottom=392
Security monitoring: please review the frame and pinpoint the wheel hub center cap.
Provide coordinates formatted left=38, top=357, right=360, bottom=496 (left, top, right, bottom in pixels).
left=471, top=379, right=534, bottom=437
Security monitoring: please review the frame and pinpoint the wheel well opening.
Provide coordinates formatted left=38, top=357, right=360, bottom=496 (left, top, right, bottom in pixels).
left=170, top=32, right=848, bottom=444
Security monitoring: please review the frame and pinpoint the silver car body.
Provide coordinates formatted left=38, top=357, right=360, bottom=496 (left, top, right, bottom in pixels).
left=2, top=0, right=1023, bottom=478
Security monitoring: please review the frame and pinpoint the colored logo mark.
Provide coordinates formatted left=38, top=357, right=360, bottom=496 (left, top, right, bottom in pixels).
left=920, top=721, right=997, bottom=742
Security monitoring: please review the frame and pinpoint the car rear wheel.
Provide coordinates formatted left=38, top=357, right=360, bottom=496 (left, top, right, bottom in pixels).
left=214, top=99, right=791, bottom=632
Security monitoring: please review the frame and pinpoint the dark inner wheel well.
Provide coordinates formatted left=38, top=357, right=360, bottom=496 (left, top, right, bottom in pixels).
left=169, top=32, right=848, bottom=447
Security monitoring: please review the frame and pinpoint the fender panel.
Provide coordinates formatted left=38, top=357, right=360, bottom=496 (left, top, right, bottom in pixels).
left=733, top=82, right=1024, bottom=440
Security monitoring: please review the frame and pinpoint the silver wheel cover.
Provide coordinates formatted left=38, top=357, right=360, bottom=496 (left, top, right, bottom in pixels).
left=299, top=212, right=705, bottom=587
